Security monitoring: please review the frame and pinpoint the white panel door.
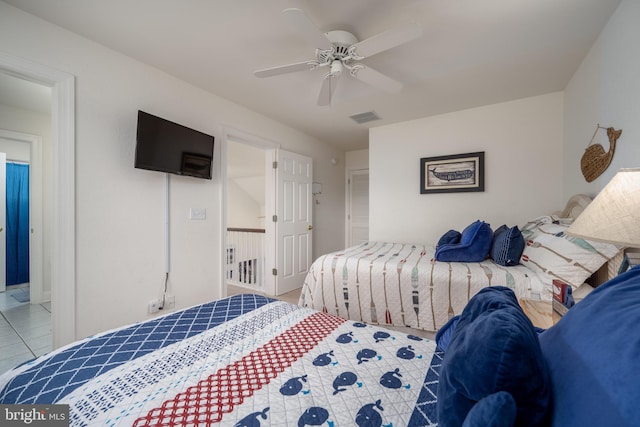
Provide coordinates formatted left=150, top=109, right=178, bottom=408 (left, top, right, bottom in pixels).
left=0, top=152, right=5, bottom=292
left=276, top=149, right=312, bottom=295
left=348, top=169, right=369, bottom=246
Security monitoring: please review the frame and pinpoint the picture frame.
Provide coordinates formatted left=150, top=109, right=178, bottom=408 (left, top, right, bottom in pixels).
left=420, top=151, right=485, bottom=194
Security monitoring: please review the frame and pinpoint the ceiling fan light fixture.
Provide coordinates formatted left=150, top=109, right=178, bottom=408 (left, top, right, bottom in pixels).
left=330, top=60, right=343, bottom=76
left=255, top=8, right=421, bottom=105
left=349, top=111, right=381, bottom=124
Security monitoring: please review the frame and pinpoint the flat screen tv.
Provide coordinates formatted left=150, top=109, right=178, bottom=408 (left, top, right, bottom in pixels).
left=135, top=110, right=214, bottom=179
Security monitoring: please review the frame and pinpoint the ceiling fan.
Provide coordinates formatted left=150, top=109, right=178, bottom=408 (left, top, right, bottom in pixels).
left=254, top=8, right=422, bottom=106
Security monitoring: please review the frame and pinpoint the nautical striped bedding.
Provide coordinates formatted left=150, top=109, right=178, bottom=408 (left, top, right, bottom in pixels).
left=299, top=242, right=549, bottom=332
left=0, top=294, right=442, bottom=426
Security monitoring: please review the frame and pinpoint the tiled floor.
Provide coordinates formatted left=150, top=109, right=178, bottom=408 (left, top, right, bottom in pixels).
left=0, top=286, right=52, bottom=375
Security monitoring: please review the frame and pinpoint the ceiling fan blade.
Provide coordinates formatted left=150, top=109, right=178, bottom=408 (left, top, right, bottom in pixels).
left=317, top=73, right=341, bottom=106
left=351, top=65, right=403, bottom=93
left=350, top=22, right=422, bottom=58
left=254, top=60, right=317, bottom=78
left=283, top=8, right=333, bottom=50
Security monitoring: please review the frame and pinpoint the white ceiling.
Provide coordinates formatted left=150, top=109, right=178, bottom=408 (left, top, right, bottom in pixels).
left=3, top=0, right=621, bottom=151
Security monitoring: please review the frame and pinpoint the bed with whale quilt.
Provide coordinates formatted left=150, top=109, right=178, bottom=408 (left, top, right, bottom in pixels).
left=0, top=294, right=443, bottom=426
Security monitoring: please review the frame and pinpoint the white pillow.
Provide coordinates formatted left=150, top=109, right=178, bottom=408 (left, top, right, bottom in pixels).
left=520, top=218, right=620, bottom=288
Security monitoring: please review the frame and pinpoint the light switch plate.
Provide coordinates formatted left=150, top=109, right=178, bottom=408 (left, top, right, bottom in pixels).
left=189, top=208, right=206, bottom=220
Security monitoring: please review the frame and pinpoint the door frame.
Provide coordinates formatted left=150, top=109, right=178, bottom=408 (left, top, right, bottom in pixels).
left=0, top=130, right=44, bottom=302
left=0, top=152, right=4, bottom=293
left=221, top=127, right=278, bottom=296
left=0, top=53, right=76, bottom=348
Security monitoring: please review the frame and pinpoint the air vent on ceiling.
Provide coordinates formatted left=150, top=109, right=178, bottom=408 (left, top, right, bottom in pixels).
left=349, top=111, right=381, bottom=124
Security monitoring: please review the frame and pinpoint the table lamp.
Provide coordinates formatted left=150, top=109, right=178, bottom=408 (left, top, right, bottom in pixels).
left=567, top=168, right=640, bottom=248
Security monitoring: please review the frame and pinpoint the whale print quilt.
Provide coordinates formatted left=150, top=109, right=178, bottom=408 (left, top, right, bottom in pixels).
left=300, top=242, right=549, bottom=331
left=0, top=294, right=441, bottom=426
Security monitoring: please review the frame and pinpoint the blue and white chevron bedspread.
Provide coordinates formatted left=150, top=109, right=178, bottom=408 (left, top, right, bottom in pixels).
left=0, top=295, right=441, bottom=426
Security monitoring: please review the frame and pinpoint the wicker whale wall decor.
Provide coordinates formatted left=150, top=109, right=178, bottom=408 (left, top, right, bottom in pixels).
left=581, top=125, right=622, bottom=182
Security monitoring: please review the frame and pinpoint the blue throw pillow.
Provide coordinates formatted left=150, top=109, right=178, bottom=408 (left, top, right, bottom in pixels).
left=538, top=266, right=640, bottom=427
left=435, top=220, right=493, bottom=262
left=492, top=224, right=508, bottom=238
left=459, top=220, right=488, bottom=245
left=437, top=229, right=462, bottom=249
left=490, top=225, right=525, bottom=266
left=437, top=287, right=551, bottom=427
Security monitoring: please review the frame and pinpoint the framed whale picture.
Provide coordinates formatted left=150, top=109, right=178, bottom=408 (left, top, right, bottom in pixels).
left=420, top=151, right=485, bottom=194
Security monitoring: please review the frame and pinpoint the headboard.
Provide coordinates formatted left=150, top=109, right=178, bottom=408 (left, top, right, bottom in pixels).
left=554, top=194, right=624, bottom=286
left=553, top=193, right=593, bottom=220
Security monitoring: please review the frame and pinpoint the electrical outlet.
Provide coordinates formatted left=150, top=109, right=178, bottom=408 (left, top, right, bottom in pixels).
left=148, top=299, right=161, bottom=314
left=165, top=295, right=176, bottom=309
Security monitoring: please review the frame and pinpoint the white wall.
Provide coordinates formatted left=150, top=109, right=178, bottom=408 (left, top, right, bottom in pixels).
left=346, top=149, right=369, bottom=171
left=563, top=0, right=640, bottom=197
left=227, top=179, right=262, bottom=229
left=0, top=2, right=344, bottom=339
left=368, top=0, right=636, bottom=246
left=370, top=92, right=564, bottom=244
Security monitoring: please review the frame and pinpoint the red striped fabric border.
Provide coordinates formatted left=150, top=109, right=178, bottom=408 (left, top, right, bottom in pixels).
left=133, top=311, right=345, bottom=426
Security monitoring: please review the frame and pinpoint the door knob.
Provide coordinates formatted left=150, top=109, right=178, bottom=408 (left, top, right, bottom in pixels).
left=308, top=225, right=313, bottom=231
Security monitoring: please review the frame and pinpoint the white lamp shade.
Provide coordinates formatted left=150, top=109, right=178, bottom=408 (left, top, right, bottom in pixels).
left=567, top=168, right=640, bottom=247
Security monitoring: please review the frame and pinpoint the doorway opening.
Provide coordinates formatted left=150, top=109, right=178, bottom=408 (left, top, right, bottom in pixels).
left=0, top=52, right=76, bottom=349
left=223, top=131, right=277, bottom=298
left=222, top=130, right=314, bottom=300
left=226, top=140, right=268, bottom=293
left=0, top=128, right=45, bottom=303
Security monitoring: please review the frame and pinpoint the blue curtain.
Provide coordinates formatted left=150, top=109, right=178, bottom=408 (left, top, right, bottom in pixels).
left=6, top=163, right=30, bottom=286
